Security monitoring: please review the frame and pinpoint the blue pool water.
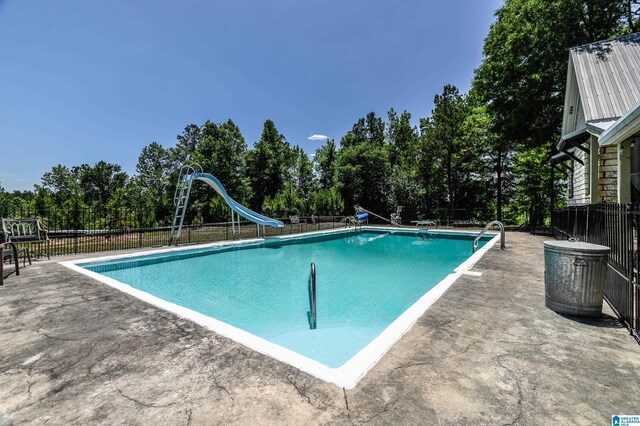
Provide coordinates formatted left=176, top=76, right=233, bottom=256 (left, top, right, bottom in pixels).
left=80, top=230, right=491, bottom=368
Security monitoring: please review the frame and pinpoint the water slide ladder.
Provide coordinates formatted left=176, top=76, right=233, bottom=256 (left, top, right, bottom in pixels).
left=169, top=163, right=202, bottom=245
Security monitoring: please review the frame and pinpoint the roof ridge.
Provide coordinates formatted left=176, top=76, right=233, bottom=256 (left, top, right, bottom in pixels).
left=570, top=32, right=640, bottom=52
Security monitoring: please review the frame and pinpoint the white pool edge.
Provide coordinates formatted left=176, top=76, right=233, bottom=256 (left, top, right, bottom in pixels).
left=60, top=227, right=500, bottom=389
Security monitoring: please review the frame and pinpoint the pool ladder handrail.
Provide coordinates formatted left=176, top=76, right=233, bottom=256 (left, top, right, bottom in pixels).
left=473, top=221, right=505, bottom=253
left=308, top=262, right=317, bottom=329
left=344, top=216, right=360, bottom=230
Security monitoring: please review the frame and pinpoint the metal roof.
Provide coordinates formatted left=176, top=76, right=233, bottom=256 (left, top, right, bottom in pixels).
left=571, top=32, right=640, bottom=122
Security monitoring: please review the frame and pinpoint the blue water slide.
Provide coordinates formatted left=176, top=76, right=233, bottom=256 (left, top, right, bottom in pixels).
left=189, top=172, right=284, bottom=228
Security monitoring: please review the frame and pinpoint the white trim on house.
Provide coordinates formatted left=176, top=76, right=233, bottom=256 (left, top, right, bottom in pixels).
left=587, top=119, right=616, bottom=135
left=599, top=101, right=640, bottom=147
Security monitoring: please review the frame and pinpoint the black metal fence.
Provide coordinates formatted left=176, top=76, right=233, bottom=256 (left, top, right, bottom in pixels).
left=1, top=203, right=497, bottom=259
left=0, top=207, right=346, bottom=257
left=552, top=204, right=640, bottom=343
left=402, top=206, right=492, bottom=226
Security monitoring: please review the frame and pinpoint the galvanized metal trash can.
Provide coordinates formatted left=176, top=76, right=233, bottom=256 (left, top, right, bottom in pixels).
left=544, top=240, right=610, bottom=317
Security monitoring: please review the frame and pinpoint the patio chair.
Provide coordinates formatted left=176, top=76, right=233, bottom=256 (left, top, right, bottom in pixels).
left=411, top=219, right=437, bottom=227
left=2, top=218, right=50, bottom=259
left=289, top=215, right=307, bottom=225
left=0, top=242, right=22, bottom=286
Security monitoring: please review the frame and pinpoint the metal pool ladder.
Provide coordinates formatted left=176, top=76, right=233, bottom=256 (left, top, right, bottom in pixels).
left=473, top=221, right=506, bottom=253
left=308, top=263, right=317, bottom=329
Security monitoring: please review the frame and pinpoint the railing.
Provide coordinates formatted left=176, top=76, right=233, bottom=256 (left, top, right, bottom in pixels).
left=0, top=207, right=346, bottom=257
left=345, top=216, right=363, bottom=230
left=552, top=204, right=639, bottom=344
left=308, top=262, right=317, bottom=330
left=473, top=221, right=505, bottom=253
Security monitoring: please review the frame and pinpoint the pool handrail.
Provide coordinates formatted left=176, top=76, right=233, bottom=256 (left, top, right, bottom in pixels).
left=308, top=262, right=317, bottom=329
left=473, top=221, right=505, bottom=252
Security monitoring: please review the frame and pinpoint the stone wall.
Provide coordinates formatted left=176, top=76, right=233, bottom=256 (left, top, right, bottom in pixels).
left=566, top=144, right=619, bottom=205
left=567, top=148, right=590, bottom=206
left=598, top=146, right=618, bottom=202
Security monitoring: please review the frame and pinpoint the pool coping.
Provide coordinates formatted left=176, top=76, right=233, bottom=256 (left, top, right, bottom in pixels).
left=59, top=226, right=500, bottom=389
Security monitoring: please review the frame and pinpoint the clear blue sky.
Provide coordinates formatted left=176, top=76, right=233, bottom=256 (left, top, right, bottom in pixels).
left=0, top=0, right=502, bottom=191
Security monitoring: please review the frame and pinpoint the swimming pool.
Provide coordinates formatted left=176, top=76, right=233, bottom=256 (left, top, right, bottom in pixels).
left=61, top=227, right=498, bottom=388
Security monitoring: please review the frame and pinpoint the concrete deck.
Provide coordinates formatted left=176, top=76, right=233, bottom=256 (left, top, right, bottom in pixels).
left=1, top=233, right=639, bottom=425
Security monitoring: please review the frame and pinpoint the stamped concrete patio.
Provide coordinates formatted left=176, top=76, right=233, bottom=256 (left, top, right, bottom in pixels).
left=1, top=232, right=639, bottom=425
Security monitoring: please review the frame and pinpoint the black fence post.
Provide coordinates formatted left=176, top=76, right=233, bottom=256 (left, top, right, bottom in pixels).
left=138, top=210, right=143, bottom=248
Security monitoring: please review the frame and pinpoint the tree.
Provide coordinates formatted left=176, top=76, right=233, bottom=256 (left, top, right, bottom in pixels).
left=387, top=109, right=421, bottom=215
left=163, top=119, right=250, bottom=223
left=473, top=0, right=628, bottom=224
left=197, top=119, right=248, bottom=200
left=136, top=142, right=170, bottom=221
left=313, top=187, right=345, bottom=215
left=387, top=109, right=419, bottom=168
left=509, top=143, right=563, bottom=225
left=626, top=0, right=640, bottom=31
left=387, top=168, right=423, bottom=218
left=340, top=112, right=385, bottom=148
left=105, top=178, right=150, bottom=227
left=460, top=102, right=505, bottom=220
left=290, top=146, right=316, bottom=213
left=262, top=181, right=304, bottom=217
left=246, top=119, right=292, bottom=210
left=0, top=184, right=8, bottom=216
left=39, top=164, right=84, bottom=210
left=421, top=85, right=470, bottom=218
left=475, top=0, right=626, bottom=148
left=78, top=161, right=128, bottom=209
left=336, top=112, right=391, bottom=214
left=314, top=139, right=338, bottom=190
left=171, top=123, right=202, bottom=164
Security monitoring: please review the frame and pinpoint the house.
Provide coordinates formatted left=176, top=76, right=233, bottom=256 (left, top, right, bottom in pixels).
left=553, top=32, right=640, bottom=205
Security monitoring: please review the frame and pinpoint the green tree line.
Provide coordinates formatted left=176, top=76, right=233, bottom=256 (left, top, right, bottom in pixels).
left=2, top=0, right=638, bottom=229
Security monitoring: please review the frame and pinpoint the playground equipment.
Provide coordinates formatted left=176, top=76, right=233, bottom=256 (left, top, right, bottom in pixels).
left=169, top=163, right=284, bottom=244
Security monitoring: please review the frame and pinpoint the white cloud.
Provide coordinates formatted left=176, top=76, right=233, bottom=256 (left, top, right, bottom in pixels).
left=308, top=134, right=329, bottom=141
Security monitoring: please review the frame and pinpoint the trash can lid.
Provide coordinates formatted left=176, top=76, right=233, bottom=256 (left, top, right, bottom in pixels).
left=543, top=240, right=610, bottom=253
